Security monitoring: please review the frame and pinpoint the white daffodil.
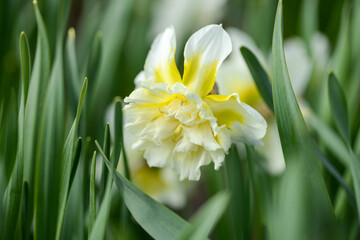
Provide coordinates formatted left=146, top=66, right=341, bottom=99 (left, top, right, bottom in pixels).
left=124, top=25, right=267, bottom=181
left=215, top=28, right=330, bottom=175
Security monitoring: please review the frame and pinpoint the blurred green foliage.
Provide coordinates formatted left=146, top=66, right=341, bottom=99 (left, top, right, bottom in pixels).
left=0, top=0, right=360, bottom=239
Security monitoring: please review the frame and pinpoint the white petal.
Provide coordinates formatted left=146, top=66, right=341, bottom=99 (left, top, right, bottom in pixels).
left=183, top=24, right=232, bottom=96
left=204, top=93, right=267, bottom=144
left=144, top=26, right=181, bottom=85
left=134, top=71, right=145, bottom=88
left=181, top=123, right=222, bottom=151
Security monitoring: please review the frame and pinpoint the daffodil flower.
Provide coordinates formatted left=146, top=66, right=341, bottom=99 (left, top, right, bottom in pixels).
left=124, top=25, right=267, bottom=181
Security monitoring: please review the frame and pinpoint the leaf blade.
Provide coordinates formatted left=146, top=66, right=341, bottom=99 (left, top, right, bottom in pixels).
left=240, top=46, right=274, bottom=112
left=328, top=72, right=350, bottom=144
left=96, top=141, right=190, bottom=240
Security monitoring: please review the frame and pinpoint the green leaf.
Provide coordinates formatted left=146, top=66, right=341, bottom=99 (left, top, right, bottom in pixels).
left=65, top=28, right=81, bottom=110
left=55, top=77, right=88, bottom=240
left=352, top=0, right=360, bottom=61
left=83, top=31, right=102, bottom=94
left=331, top=4, right=350, bottom=85
left=19, top=32, right=31, bottom=104
left=89, top=177, right=112, bottom=240
left=2, top=93, right=23, bottom=239
left=347, top=150, right=360, bottom=219
left=307, top=113, right=349, bottom=166
left=96, top=141, right=190, bottom=240
left=328, top=72, right=350, bottom=144
left=1, top=31, right=30, bottom=239
left=88, top=151, right=97, bottom=236
left=328, top=73, right=360, bottom=220
left=240, top=46, right=273, bottom=112
left=56, top=0, right=71, bottom=43
left=69, top=137, right=83, bottom=190
left=99, top=123, right=111, bottom=202
left=33, top=5, right=66, bottom=236
left=299, top=0, right=318, bottom=55
left=114, top=98, right=130, bottom=179
left=223, top=145, right=252, bottom=240
left=90, top=125, right=113, bottom=240
left=313, top=143, right=355, bottom=204
left=318, top=3, right=350, bottom=121
left=177, top=191, right=230, bottom=240
left=271, top=0, right=334, bottom=233
left=23, top=2, right=51, bottom=236
left=21, top=180, right=29, bottom=240
left=2, top=154, right=23, bottom=240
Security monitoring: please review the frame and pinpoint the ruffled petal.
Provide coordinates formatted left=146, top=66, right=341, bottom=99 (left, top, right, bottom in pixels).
left=182, top=24, right=232, bottom=96
left=204, top=93, right=267, bottom=144
left=144, top=26, right=181, bottom=86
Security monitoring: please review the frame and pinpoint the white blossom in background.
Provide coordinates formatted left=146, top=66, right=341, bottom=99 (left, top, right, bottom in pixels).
left=216, top=27, right=330, bottom=175
left=150, top=0, right=226, bottom=45
left=124, top=25, right=267, bottom=181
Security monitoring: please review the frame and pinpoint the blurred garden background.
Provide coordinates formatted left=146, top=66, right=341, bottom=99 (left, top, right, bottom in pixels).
left=1, top=0, right=360, bottom=239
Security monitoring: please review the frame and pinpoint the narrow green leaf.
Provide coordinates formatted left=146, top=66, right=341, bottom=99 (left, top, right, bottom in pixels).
left=356, top=129, right=360, bottom=157
left=23, top=2, right=51, bottom=236
left=313, top=142, right=355, bottom=204
left=240, top=46, right=273, bottom=112
left=319, top=3, right=350, bottom=122
left=327, top=72, right=360, bottom=219
left=69, top=137, right=83, bottom=190
left=177, top=191, right=230, bottom=240
left=328, top=73, right=350, bottom=144
left=56, top=0, right=71, bottom=43
left=65, top=28, right=81, bottom=110
left=90, top=129, right=113, bottom=240
left=299, top=0, right=318, bottom=55
left=19, top=32, right=31, bottom=104
left=55, top=77, right=88, bottom=240
left=1, top=30, right=31, bottom=238
left=352, top=0, right=360, bottom=61
left=1, top=89, right=18, bottom=183
left=272, top=0, right=334, bottom=233
left=21, top=181, right=29, bottom=240
left=89, top=177, right=112, bottom=240
left=2, top=134, right=23, bottom=240
left=33, top=5, right=66, bottom=236
left=83, top=31, right=102, bottom=94
left=100, top=123, right=111, bottom=202
left=331, top=4, right=350, bottom=85
left=223, top=145, right=251, bottom=240
left=307, top=113, right=349, bottom=166
left=96, top=141, right=190, bottom=240
left=82, top=136, right=93, bottom=221
left=114, top=98, right=130, bottom=179
left=348, top=150, right=360, bottom=220
left=88, top=151, right=97, bottom=236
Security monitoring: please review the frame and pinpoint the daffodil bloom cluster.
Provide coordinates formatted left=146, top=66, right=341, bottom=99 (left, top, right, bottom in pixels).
left=124, top=25, right=267, bottom=181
